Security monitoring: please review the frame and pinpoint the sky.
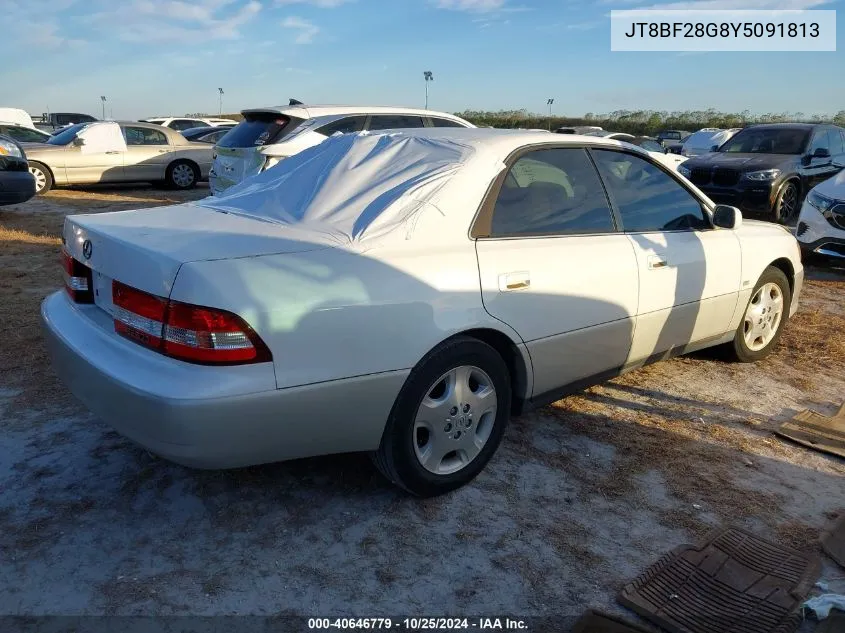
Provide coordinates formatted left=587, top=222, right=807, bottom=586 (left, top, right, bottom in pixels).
left=2, top=0, right=843, bottom=120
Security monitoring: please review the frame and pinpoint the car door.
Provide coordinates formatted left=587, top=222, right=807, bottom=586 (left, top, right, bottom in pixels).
left=122, top=125, right=171, bottom=181
left=825, top=128, right=845, bottom=177
left=473, top=147, right=639, bottom=398
left=590, top=148, right=742, bottom=365
left=802, top=128, right=839, bottom=191
left=63, top=122, right=126, bottom=184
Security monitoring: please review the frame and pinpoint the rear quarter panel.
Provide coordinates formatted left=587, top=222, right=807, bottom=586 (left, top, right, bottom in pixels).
left=169, top=143, right=214, bottom=177
left=169, top=243, right=525, bottom=390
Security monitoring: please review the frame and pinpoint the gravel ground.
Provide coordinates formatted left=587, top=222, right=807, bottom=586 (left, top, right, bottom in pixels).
left=0, top=185, right=843, bottom=631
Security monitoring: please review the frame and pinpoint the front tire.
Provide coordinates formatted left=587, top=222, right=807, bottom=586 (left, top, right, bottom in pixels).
left=773, top=181, right=799, bottom=225
left=372, top=336, right=511, bottom=497
left=165, top=160, right=198, bottom=190
left=726, top=266, right=791, bottom=362
left=28, top=162, right=53, bottom=195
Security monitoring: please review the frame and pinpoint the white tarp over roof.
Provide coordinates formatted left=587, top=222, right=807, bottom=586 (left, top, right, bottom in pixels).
left=196, top=131, right=485, bottom=245
left=77, top=121, right=127, bottom=154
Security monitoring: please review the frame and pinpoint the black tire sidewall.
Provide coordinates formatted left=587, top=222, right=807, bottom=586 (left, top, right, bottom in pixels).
left=732, top=267, right=792, bottom=362
left=774, top=182, right=798, bottom=225
left=380, top=337, right=511, bottom=497
left=166, top=161, right=197, bottom=189
left=28, top=162, right=52, bottom=195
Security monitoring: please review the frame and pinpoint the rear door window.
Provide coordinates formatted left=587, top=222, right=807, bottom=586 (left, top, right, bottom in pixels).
left=315, top=116, right=367, bottom=137
left=826, top=129, right=844, bottom=157
left=430, top=117, right=466, bottom=128
left=367, top=115, right=426, bottom=131
left=216, top=113, right=296, bottom=148
left=123, top=126, right=168, bottom=146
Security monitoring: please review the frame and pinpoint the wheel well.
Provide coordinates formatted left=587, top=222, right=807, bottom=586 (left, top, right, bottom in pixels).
left=457, top=328, right=528, bottom=415
left=28, top=160, right=54, bottom=180
left=769, top=257, right=795, bottom=295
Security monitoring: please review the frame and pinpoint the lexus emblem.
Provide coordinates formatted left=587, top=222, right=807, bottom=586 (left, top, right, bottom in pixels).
left=82, top=239, right=93, bottom=260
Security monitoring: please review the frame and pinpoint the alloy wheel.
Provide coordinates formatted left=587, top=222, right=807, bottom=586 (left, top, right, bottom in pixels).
left=743, top=282, right=784, bottom=351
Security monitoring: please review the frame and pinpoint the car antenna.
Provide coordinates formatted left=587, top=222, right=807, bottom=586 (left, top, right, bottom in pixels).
left=289, top=98, right=304, bottom=106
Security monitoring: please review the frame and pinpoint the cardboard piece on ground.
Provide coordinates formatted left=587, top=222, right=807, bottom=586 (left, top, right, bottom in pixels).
left=775, top=402, right=845, bottom=459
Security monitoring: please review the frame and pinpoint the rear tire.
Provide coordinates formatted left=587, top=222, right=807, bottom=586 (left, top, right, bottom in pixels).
left=371, top=336, right=511, bottom=497
left=773, top=181, right=799, bottom=225
left=28, top=162, right=53, bottom=195
left=725, top=266, right=791, bottom=362
left=165, top=160, right=198, bottom=190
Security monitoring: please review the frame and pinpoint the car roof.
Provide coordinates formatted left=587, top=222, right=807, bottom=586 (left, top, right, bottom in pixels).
left=240, top=104, right=468, bottom=121
left=744, top=122, right=820, bottom=130
left=334, top=127, right=650, bottom=158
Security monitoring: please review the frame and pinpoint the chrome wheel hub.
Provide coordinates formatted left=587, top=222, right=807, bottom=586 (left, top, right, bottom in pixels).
left=743, top=282, right=784, bottom=351
left=29, top=166, right=46, bottom=192
left=172, top=164, right=194, bottom=188
left=413, top=365, right=497, bottom=475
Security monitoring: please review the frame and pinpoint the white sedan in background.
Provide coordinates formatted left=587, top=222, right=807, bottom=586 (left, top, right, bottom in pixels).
left=796, top=170, right=845, bottom=260
left=42, top=129, right=803, bottom=497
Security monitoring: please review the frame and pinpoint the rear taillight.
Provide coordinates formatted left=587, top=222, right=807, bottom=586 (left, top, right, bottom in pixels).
left=61, top=249, right=94, bottom=303
left=111, top=281, right=271, bottom=365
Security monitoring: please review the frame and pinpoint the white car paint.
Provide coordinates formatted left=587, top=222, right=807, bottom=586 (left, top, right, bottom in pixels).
left=209, top=104, right=474, bottom=195
left=42, top=129, right=803, bottom=479
left=795, top=170, right=845, bottom=259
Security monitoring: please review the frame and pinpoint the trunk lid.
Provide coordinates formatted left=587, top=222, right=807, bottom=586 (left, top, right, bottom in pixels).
left=63, top=203, right=333, bottom=299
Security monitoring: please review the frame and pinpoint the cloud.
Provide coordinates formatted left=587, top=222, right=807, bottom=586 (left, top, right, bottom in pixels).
left=611, top=0, right=832, bottom=6
left=282, top=16, right=320, bottom=43
left=88, top=0, right=262, bottom=43
left=433, top=0, right=508, bottom=12
left=275, top=0, right=352, bottom=6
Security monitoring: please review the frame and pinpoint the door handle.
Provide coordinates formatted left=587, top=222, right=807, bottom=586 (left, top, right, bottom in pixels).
left=498, top=272, right=530, bottom=292
left=105, top=151, right=120, bottom=155
left=648, top=256, right=668, bottom=270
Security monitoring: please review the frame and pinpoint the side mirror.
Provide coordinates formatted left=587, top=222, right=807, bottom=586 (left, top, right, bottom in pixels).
left=813, top=147, right=830, bottom=159
left=710, top=144, right=719, bottom=152
left=713, top=204, right=742, bottom=229
left=72, top=137, right=85, bottom=147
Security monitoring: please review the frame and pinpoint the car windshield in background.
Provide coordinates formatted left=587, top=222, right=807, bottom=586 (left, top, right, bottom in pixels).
left=719, top=128, right=809, bottom=155
left=47, top=123, right=89, bottom=145
left=0, top=126, right=49, bottom=143
left=216, top=114, right=291, bottom=148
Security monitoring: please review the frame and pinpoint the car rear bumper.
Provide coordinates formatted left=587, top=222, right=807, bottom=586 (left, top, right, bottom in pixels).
left=0, top=170, right=36, bottom=205
left=41, top=291, right=407, bottom=468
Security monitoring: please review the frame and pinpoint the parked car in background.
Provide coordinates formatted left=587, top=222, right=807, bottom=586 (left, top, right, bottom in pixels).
left=23, top=121, right=213, bottom=194
left=209, top=103, right=474, bottom=195
left=681, top=128, right=742, bottom=158
left=796, top=171, right=845, bottom=260
left=43, top=128, right=803, bottom=496
left=581, top=131, right=687, bottom=171
left=0, top=108, right=38, bottom=130
left=0, top=135, right=36, bottom=206
left=657, top=130, right=692, bottom=154
left=0, top=123, right=52, bottom=144
left=555, top=126, right=603, bottom=135
left=141, top=117, right=236, bottom=131
left=180, top=126, right=232, bottom=144
left=679, top=123, right=845, bottom=224
left=34, top=112, right=98, bottom=133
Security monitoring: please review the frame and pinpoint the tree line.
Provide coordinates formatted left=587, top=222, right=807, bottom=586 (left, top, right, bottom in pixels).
left=456, top=109, right=845, bottom=135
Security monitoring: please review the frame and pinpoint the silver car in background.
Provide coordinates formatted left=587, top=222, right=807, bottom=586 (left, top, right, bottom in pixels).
left=23, top=121, right=213, bottom=194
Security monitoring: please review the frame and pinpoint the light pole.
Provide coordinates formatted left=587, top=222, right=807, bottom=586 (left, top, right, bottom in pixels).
left=547, top=98, right=554, bottom=131
left=100, top=95, right=107, bottom=120
left=218, top=88, right=224, bottom=116
left=424, top=71, right=433, bottom=109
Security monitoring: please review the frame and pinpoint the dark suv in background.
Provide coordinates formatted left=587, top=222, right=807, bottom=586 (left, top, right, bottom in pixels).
left=0, top=135, right=36, bottom=206
left=679, top=123, right=845, bottom=224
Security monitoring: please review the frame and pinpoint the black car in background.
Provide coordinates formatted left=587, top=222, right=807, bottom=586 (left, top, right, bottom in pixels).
left=180, top=126, right=232, bottom=144
left=0, top=135, right=36, bottom=206
left=656, top=129, right=691, bottom=153
left=679, top=123, right=845, bottom=224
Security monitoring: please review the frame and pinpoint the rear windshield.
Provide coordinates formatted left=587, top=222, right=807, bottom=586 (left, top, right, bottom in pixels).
left=216, top=113, right=296, bottom=148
